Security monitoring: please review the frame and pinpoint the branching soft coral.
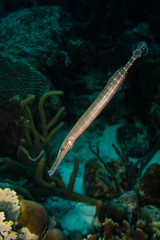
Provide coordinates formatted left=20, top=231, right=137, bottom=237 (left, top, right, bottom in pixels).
left=15, top=91, right=96, bottom=204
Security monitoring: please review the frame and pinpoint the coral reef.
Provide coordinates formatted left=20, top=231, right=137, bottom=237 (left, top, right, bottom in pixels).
left=0, top=92, right=97, bottom=205
left=116, top=124, right=151, bottom=158
left=137, top=163, right=160, bottom=207
left=0, top=53, right=51, bottom=101
left=18, top=91, right=65, bottom=172
left=83, top=198, right=160, bottom=240
left=44, top=228, right=66, bottom=240
left=0, top=212, right=17, bottom=240
left=1, top=1, right=160, bottom=239
left=0, top=188, right=19, bottom=239
left=0, top=4, right=90, bottom=157
left=0, top=6, right=71, bottom=68
left=83, top=146, right=140, bottom=200
left=82, top=135, right=160, bottom=239
left=0, top=91, right=64, bottom=197
left=0, top=187, right=66, bottom=240
left=17, top=199, right=49, bottom=237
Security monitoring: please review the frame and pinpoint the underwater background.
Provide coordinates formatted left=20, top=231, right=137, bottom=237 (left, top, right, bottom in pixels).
left=0, top=0, right=160, bottom=239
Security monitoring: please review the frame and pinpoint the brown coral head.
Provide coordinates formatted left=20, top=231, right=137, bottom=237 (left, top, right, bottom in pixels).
left=44, top=228, right=66, bottom=240
left=17, top=199, right=48, bottom=237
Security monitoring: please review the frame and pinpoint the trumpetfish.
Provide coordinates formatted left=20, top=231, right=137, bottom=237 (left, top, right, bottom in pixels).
left=48, top=41, right=148, bottom=176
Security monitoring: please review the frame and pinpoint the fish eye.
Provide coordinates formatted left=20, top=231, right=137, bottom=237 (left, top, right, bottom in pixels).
left=60, top=146, right=65, bottom=151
